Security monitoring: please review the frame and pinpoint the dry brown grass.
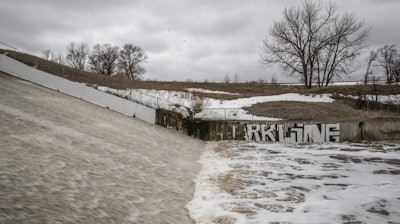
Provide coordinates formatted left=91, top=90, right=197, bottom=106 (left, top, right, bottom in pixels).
left=245, top=100, right=400, bottom=122
left=2, top=48, right=399, bottom=121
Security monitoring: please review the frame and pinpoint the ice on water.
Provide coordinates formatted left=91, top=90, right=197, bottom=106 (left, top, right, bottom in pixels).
left=187, top=142, right=400, bottom=224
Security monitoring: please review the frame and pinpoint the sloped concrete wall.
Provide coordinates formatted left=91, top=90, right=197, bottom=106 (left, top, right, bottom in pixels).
left=0, top=54, right=155, bottom=124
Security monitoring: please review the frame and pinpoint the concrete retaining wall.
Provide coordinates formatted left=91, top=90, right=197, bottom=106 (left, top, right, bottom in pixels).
left=0, top=54, right=156, bottom=124
left=356, top=119, right=400, bottom=141
left=157, top=109, right=400, bottom=142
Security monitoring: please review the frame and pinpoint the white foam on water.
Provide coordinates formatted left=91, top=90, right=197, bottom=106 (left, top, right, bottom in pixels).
left=187, top=142, right=400, bottom=224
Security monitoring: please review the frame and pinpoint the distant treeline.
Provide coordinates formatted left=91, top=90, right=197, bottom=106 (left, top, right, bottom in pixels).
left=42, top=42, right=147, bottom=80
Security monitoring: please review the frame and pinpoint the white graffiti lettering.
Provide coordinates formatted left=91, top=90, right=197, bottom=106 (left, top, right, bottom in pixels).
left=245, top=123, right=340, bottom=143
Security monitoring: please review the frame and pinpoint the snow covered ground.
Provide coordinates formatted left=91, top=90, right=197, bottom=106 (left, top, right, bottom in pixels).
left=97, top=87, right=334, bottom=120
left=187, top=88, right=240, bottom=95
left=187, top=141, right=400, bottom=224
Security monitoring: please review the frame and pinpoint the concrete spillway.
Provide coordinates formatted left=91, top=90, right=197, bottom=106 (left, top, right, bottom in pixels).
left=0, top=72, right=206, bottom=224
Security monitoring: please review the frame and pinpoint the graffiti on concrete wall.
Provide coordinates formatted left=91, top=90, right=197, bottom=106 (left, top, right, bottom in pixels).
left=245, top=123, right=340, bottom=143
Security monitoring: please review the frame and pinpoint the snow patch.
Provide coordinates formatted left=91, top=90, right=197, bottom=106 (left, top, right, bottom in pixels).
left=186, top=88, right=240, bottom=95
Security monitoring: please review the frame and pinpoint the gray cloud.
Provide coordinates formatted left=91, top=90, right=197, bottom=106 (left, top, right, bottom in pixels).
left=1, top=0, right=399, bottom=83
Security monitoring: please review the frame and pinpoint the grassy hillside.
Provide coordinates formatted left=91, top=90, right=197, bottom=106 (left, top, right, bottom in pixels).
left=1, top=48, right=399, bottom=121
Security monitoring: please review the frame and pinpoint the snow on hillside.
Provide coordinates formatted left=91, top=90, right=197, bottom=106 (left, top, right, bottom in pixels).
left=197, top=93, right=333, bottom=121
left=187, top=88, right=240, bottom=95
left=187, top=141, right=400, bottom=224
left=97, top=87, right=334, bottom=120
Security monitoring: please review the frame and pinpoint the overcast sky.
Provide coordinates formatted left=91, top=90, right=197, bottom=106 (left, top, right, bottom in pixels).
left=1, top=0, right=399, bottom=83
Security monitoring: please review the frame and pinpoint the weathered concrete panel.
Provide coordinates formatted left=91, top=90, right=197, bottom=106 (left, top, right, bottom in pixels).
left=157, top=109, right=400, bottom=142
left=356, top=118, right=400, bottom=141
left=0, top=54, right=156, bottom=124
left=244, top=123, right=340, bottom=143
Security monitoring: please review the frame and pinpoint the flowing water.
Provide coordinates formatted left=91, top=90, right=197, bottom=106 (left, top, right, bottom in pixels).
left=0, top=72, right=206, bottom=224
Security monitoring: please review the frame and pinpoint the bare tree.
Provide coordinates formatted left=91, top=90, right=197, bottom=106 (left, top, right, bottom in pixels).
left=118, top=43, right=148, bottom=80
left=223, top=74, right=231, bottom=83
left=89, top=43, right=119, bottom=75
left=315, top=13, right=369, bottom=86
left=364, top=50, right=378, bottom=84
left=257, top=77, right=267, bottom=83
left=393, top=58, right=400, bottom=83
left=232, top=73, right=240, bottom=83
left=270, top=75, right=278, bottom=84
left=260, top=1, right=369, bottom=88
left=378, top=44, right=399, bottom=84
left=51, top=53, right=65, bottom=65
left=42, top=49, right=52, bottom=60
left=66, top=42, right=89, bottom=70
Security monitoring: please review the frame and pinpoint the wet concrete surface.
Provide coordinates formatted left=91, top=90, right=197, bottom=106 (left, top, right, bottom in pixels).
left=0, top=72, right=206, bottom=224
